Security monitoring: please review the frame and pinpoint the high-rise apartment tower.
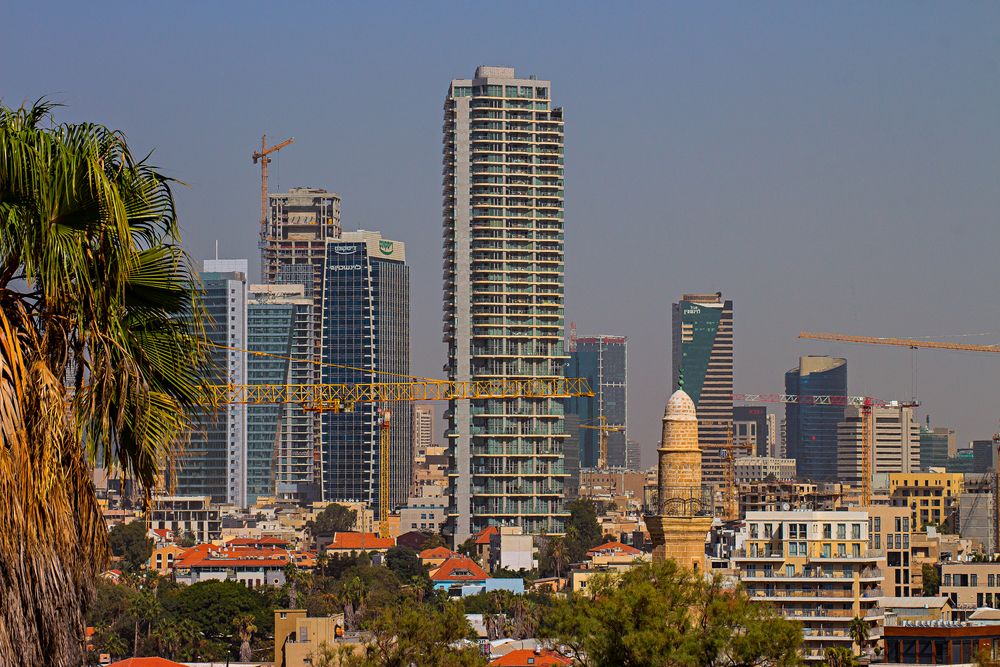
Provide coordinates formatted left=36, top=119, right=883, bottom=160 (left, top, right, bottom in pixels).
left=671, top=293, right=733, bottom=485
left=443, top=66, right=567, bottom=542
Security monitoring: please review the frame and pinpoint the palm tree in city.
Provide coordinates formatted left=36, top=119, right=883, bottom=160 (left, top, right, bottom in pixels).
left=0, top=102, right=207, bottom=666
left=549, top=537, right=570, bottom=579
left=849, top=615, right=870, bottom=656
left=233, top=614, right=258, bottom=663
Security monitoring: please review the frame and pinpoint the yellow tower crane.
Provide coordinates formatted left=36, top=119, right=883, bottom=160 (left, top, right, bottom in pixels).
left=579, top=415, right=624, bottom=470
left=204, top=345, right=594, bottom=538
left=799, top=330, right=999, bottom=507
left=252, top=134, right=294, bottom=244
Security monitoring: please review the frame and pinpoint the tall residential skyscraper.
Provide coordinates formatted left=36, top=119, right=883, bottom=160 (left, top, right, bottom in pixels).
left=566, top=336, right=628, bottom=469
left=246, top=284, right=318, bottom=504
left=443, top=66, right=567, bottom=542
left=671, top=293, right=733, bottom=485
left=784, top=355, right=847, bottom=482
left=263, top=187, right=341, bottom=494
left=177, top=259, right=248, bottom=505
left=321, top=231, right=410, bottom=516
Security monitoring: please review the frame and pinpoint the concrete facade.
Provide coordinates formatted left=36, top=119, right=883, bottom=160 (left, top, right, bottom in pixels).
left=443, top=66, right=567, bottom=542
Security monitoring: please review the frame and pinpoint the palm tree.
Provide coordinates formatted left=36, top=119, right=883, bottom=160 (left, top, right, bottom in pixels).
left=233, top=614, right=258, bottom=663
left=849, top=615, right=870, bottom=655
left=0, top=102, right=206, bottom=666
left=549, top=537, right=570, bottom=579
left=824, top=646, right=858, bottom=667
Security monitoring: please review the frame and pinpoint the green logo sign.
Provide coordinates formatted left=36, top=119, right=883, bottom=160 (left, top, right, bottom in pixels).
left=379, top=240, right=394, bottom=255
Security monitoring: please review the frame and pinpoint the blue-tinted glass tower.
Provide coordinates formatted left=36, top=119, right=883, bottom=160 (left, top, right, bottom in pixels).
left=784, top=356, right=847, bottom=481
left=566, top=336, right=628, bottom=469
left=321, top=232, right=410, bottom=516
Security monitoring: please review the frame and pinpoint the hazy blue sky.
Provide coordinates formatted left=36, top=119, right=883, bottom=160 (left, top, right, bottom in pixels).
left=5, top=2, right=1000, bottom=464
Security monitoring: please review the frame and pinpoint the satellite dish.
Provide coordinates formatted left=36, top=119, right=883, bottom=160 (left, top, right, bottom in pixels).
left=781, top=503, right=791, bottom=511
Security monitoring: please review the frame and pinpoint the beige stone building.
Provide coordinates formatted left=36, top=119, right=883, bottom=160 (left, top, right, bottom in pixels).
left=889, top=471, right=964, bottom=530
left=941, top=561, right=1000, bottom=610
left=646, top=389, right=712, bottom=572
left=838, top=404, right=921, bottom=486
left=734, top=510, right=884, bottom=661
left=274, top=609, right=362, bottom=667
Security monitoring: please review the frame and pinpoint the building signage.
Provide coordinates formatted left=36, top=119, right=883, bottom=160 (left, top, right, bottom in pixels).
left=379, top=240, right=394, bottom=255
left=334, top=245, right=357, bottom=255
left=331, top=264, right=362, bottom=271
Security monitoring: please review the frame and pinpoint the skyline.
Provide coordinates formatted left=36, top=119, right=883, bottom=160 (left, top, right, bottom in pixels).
left=6, top=3, right=1000, bottom=462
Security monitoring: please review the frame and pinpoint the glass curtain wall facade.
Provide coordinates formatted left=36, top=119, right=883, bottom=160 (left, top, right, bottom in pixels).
left=321, top=233, right=410, bottom=515
left=443, top=66, right=567, bottom=542
left=785, top=356, right=847, bottom=482
left=246, top=285, right=318, bottom=504
left=671, top=293, right=734, bottom=485
left=178, top=260, right=247, bottom=506
left=566, top=336, right=628, bottom=469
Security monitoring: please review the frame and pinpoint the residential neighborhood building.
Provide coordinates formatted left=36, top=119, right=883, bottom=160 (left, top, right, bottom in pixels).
left=941, top=561, right=1000, bottom=609
left=889, top=471, right=964, bottom=530
left=733, top=456, right=796, bottom=483
left=488, top=526, right=537, bottom=573
left=734, top=510, right=884, bottom=661
left=149, top=495, right=222, bottom=544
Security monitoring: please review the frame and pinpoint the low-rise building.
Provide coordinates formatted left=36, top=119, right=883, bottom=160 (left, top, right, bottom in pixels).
left=889, top=471, right=964, bottom=531
left=489, top=526, right=537, bottom=573
left=489, top=648, right=570, bottom=666
left=883, top=618, right=1000, bottom=665
left=148, top=545, right=186, bottom=575
left=324, top=532, right=394, bottom=557
left=734, top=457, right=796, bottom=483
left=879, top=596, right=954, bottom=625
left=173, top=544, right=290, bottom=587
left=941, top=561, right=1000, bottom=610
left=734, top=510, right=884, bottom=662
left=430, top=555, right=489, bottom=593
left=149, top=495, right=221, bottom=543
left=419, top=546, right=457, bottom=569
left=399, top=495, right=447, bottom=534
left=274, top=608, right=358, bottom=667
left=585, top=541, right=648, bottom=567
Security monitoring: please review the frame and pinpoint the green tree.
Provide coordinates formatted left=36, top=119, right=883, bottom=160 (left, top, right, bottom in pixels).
left=233, top=613, right=258, bottom=663
left=563, top=499, right=604, bottom=563
left=308, top=503, right=358, bottom=538
left=848, top=616, right=870, bottom=655
left=0, top=102, right=206, bottom=666
left=385, top=546, right=430, bottom=584
left=109, top=520, right=154, bottom=572
left=358, top=596, right=486, bottom=667
left=540, top=560, right=802, bottom=667
left=163, top=580, right=271, bottom=652
left=922, top=563, right=941, bottom=595
left=823, top=646, right=857, bottom=667
left=284, top=562, right=314, bottom=608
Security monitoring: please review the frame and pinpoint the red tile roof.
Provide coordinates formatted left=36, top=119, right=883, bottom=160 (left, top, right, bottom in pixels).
left=586, top=541, right=642, bottom=557
left=174, top=544, right=294, bottom=569
left=107, top=658, right=189, bottom=667
left=430, top=555, right=488, bottom=582
left=419, top=546, right=456, bottom=560
left=474, top=525, right=499, bottom=545
left=227, top=536, right=290, bottom=547
left=327, top=532, right=394, bottom=551
left=489, top=648, right=571, bottom=666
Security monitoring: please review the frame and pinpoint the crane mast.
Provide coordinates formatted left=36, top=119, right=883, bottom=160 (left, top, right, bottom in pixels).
left=252, top=134, right=294, bottom=246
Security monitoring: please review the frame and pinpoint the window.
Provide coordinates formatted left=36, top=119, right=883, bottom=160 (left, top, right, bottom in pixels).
left=991, top=575, right=996, bottom=587
left=764, top=524, right=773, bottom=538
left=837, top=524, right=846, bottom=540
left=874, top=517, right=881, bottom=532
left=838, top=544, right=846, bottom=557
left=822, top=544, right=831, bottom=558
left=874, top=535, right=881, bottom=550
left=750, top=523, right=759, bottom=538
left=973, top=574, right=979, bottom=586
left=823, top=524, right=832, bottom=539
left=943, top=574, right=951, bottom=586
left=786, top=565, right=795, bottom=577
left=852, top=524, right=862, bottom=540
left=852, top=544, right=861, bottom=557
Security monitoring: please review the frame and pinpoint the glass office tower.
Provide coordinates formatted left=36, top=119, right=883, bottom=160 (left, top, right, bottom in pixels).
left=566, top=336, right=628, bottom=469
left=785, top=356, right=847, bottom=481
left=321, top=231, right=410, bottom=516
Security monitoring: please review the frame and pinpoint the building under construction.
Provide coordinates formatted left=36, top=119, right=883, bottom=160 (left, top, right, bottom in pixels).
left=261, top=187, right=342, bottom=497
